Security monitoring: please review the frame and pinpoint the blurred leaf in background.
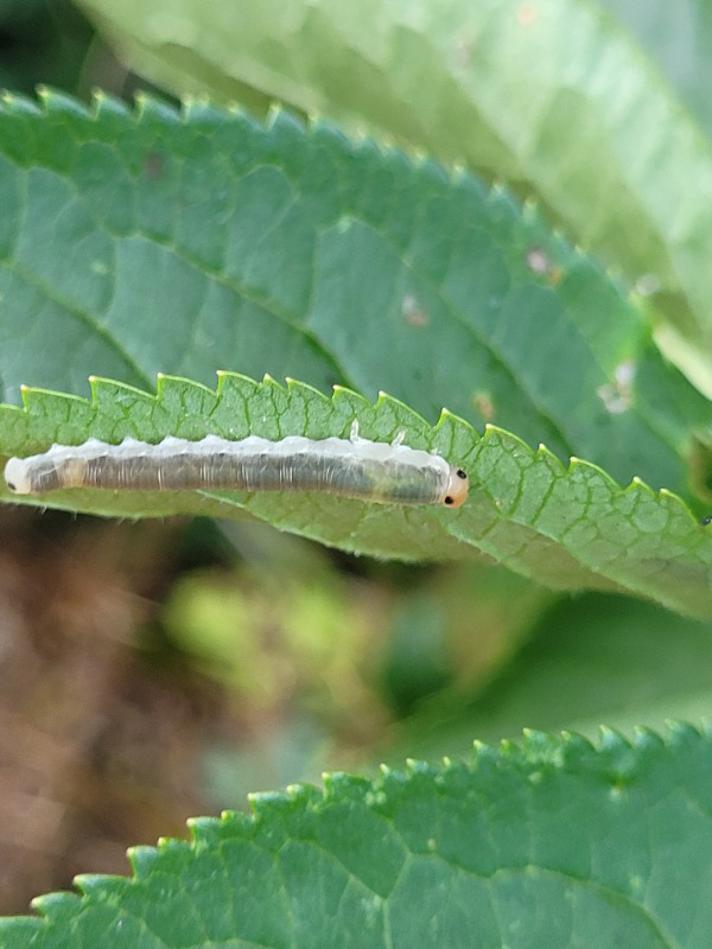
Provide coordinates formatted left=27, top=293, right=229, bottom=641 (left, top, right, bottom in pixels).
left=598, top=0, right=712, bottom=138
left=161, top=522, right=554, bottom=801
left=0, top=1, right=92, bottom=94
left=391, top=591, right=712, bottom=763
left=76, top=0, right=712, bottom=395
left=0, top=0, right=173, bottom=107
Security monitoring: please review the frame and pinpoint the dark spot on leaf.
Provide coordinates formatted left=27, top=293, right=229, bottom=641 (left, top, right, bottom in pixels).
left=143, top=151, right=166, bottom=180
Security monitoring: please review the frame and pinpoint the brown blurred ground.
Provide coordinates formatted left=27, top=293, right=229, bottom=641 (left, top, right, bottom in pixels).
left=0, top=509, right=231, bottom=913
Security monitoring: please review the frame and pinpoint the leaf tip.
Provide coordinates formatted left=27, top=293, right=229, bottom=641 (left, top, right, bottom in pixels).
left=30, top=891, right=80, bottom=922
left=597, top=725, right=631, bottom=751
left=181, top=91, right=206, bottom=109
left=632, top=725, right=665, bottom=750
left=134, top=91, right=179, bottom=124
left=559, top=729, right=595, bottom=753
left=248, top=789, right=291, bottom=816
left=285, top=782, right=308, bottom=800
left=665, top=720, right=702, bottom=744
left=74, top=871, right=132, bottom=903
left=127, top=844, right=160, bottom=877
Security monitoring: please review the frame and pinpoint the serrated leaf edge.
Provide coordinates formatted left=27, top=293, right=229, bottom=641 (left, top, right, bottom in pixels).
left=0, top=371, right=700, bottom=531
left=0, top=722, right=707, bottom=933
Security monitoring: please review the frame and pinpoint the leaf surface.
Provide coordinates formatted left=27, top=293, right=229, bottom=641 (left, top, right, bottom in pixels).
left=2, top=727, right=712, bottom=947
left=0, top=92, right=706, bottom=501
left=599, top=0, right=712, bottom=139
left=2, top=373, right=711, bottom=618
left=78, top=0, right=712, bottom=389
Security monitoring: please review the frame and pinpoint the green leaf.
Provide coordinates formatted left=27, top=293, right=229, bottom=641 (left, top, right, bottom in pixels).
left=599, top=0, right=712, bottom=140
left=2, top=727, right=712, bottom=947
left=394, top=592, right=712, bottom=760
left=78, top=0, right=712, bottom=390
left=2, top=372, right=712, bottom=618
left=0, top=91, right=707, bottom=503
left=84, top=6, right=287, bottom=120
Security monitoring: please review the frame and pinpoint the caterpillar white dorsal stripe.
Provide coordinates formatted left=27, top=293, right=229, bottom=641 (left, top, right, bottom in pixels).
left=4, top=424, right=469, bottom=508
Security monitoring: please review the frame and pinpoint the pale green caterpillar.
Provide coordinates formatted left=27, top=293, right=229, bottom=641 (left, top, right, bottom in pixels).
left=4, top=424, right=469, bottom=508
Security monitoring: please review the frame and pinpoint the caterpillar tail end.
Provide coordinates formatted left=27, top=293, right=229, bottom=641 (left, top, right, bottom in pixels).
left=4, top=457, right=32, bottom=494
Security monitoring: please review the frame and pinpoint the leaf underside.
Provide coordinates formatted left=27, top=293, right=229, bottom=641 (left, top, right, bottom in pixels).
left=1, top=372, right=711, bottom=619
left=1, top=726, right=711, bottom=948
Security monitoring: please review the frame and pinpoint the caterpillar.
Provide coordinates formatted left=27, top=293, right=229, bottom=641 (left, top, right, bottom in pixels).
left=3, top=425, right=469, bottom=508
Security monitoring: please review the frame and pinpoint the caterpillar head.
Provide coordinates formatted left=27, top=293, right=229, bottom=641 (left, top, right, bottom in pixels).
left=443, top=467, right=469, bottom=508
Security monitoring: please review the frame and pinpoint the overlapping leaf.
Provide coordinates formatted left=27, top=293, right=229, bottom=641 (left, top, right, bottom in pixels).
left=79, top=0, right=712, bottom=391
left=0, top=91, right=707, bottom=502
left=2, top=727, right=712, bottom=947
left=394, top=592, right=712, bottom=760
left=599, top=0, right=712, bottom=139
left=2, top=373, right=711, bottom=618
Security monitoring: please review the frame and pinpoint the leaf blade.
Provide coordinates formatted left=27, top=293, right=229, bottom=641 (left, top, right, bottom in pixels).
left=78, top=0, right=712, bottom=389
left=1, top=728, right=711, bottom=947
left=2, top=372, right=711, bottom=617
left=0, top=94, right=706, bottom=501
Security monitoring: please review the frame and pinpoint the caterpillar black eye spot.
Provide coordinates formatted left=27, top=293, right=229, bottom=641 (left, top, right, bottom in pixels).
left=6, top=481, right=15, bottom=492
left=444, top=496, right=454, bottom=505
left=456, top=469, right=467, bottom=479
